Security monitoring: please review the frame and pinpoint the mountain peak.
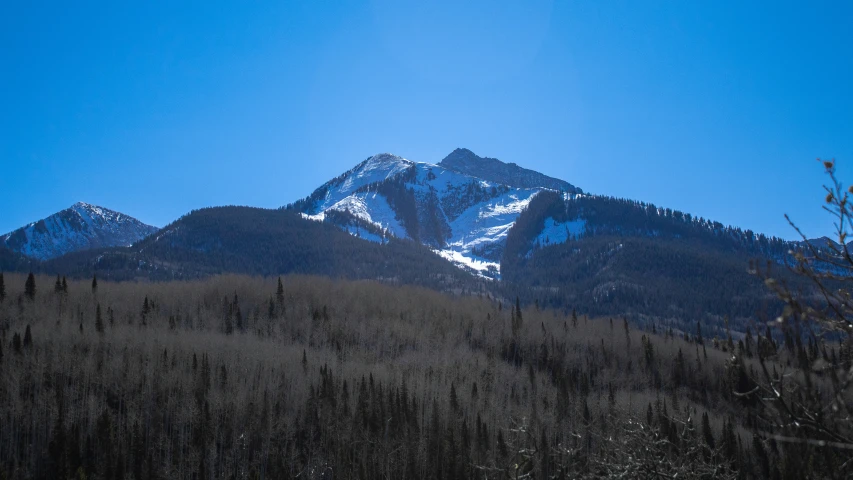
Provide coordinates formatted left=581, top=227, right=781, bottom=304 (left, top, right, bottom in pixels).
left=439, top=148, right=581, bottom=193
left=362, top=152, right=413, bottom=170
left=2, top=203, right=158, bottom=260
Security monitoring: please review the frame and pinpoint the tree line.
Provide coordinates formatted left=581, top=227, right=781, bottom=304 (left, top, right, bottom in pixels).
left=1, top=271, right=845, bottom=479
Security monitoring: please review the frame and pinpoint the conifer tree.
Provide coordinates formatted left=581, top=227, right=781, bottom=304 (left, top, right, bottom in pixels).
left=0, top=271, right=5, bottom=302
left=449, top=382, right=460, bottom=413
left=141, top=296, right=150, bottom=325
left=702, top=412, right=715, bottom=449
left=23, top=325, right=32, bottom=349
left=696, top=320, right=704, bottom=345
left=515, top=296, right=523, bottom=326
left=61, top=276, right=68, bottom=293
left=95, top=304, right=104, bottom=334
left=12, top=332, right=21, bottom=354
left=91, top=274, right=98, bottom=294
left=25, top=272, right=36, bottom=300
left=54, top=275, right=62, bottom=293
left=233, top=294, right=243, bottom=332
left=276, top=277, right=284, bottom=305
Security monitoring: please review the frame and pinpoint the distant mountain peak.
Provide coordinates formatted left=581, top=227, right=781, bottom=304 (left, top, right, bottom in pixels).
left=355, top=153, right=414, bottom=177
left=2, top=203, right=158, bottom=260
left=438, top=148, right=581, bottom=193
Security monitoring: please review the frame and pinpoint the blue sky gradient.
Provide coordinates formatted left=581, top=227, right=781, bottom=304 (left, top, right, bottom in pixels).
left=1, top=1, right=851, bottom=240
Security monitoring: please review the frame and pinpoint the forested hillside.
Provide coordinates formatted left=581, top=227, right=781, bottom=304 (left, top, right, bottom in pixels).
left=0, top=246, right=32, bottom=273
left=0, top=273, right=846, bottom=479
left=500, top=192, right=805, bottom=333
left=39, top=207, right=478, bottom=292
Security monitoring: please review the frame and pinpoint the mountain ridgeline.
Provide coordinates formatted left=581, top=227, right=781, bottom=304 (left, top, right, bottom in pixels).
left=1, top=202, right=158, bottom=260
left=1, top=148, right=805, bottom=327
left=42, top=206, right=479, bottom=291
left=500, top=190, right=798, bottom=332
left=439, top=147, right=582, bottom=193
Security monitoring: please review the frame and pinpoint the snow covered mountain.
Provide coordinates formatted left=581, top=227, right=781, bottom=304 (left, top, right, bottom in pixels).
left=2, top=202, right=158, bottom=261
left=289, top=149, right=580, bottom=277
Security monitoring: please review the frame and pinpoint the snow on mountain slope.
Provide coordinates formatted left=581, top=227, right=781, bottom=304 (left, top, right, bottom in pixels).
left=291, top=148, right=581, bottom=277
left=326, top=192, right=408, bottom=240
left=2, top=202, right=158, bottom=260
left=307, top=153, right=415, bottom=213
left=532, top=217, right=586, bottom=249
left=443, top=190, right=540, bottom=255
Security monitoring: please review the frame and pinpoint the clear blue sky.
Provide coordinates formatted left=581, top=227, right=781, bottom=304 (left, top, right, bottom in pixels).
left=1, top=1, right=851, bottom=240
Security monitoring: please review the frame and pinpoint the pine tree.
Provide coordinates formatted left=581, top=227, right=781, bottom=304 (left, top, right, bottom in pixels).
left=0, top=271, right=5, bottom=302
left=91, top=274, right=98, bottom=294
left=54, top=275, right=62, bottom=293
left=141, top=296, right=150, bottom=325
left=233, top=294, right=243, bottom=332
left=515, top=296, right=523, bottom=327
left=23, top=325, right=32, bottom=349
left=696, top=320, right=704, bottom=345
left=449, top=382, right=460, bottom=413
left=276, top=277, right=284, bottom=305
left=61, top=276, right=68, bottom=293
left=25, top=272, right=36, bottom=300
left=744, top=326, right=754, bottom=358
left=95, top=304, right=104, bottom=334
left=702, top=412, right=715, bottom=449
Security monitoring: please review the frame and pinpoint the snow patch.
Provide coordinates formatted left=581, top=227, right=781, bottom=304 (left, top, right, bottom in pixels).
left=300, top=212, right=326, bottom=222
left=534, top=217, right=586, bottom=247
left=327, top=193, right=408, bottom=239
left=436, top=249, right=500, bottom=278
left=344, top=226, right=384, bottom=244
left=445, top=190, right=540, bottom=252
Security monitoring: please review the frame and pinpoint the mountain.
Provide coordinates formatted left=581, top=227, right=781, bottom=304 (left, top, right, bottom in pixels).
left=497, top=190, right=803, bottom=332
left=289, top=150, right=808, bottom=327
left=801, top=236, right=853, bottom=252
left=2, top=202, right=158, bottom=261
left=2, top=149, right=811, bottom=330
left=289, top=150, right=571, bottom=277
left=439, top=147, right=581, bottom=193
left=43, top=206, right=479, bottom=290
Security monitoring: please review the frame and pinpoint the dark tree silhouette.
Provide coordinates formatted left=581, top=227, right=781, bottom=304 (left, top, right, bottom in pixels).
left=24, top=272, right=36, bottom=300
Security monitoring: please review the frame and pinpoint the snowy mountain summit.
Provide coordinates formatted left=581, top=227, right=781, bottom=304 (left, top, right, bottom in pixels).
left=2, top=202, right=158, bottom=260
left=439, top=148, right=581, bottom=193
left=290, top=149, right=581, bottom=277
